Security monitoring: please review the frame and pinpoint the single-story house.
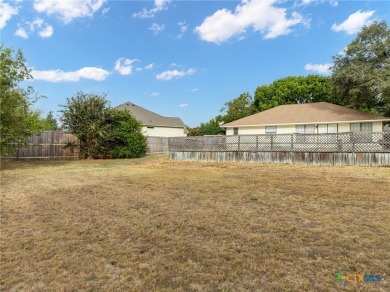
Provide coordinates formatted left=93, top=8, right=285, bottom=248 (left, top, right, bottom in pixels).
left=116, top=102, right=187, bottom=137
left=222, top=102, right=390, bottom=135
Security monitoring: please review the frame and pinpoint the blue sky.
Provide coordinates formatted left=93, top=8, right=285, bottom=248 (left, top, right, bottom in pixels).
left=1, top=0, right=389, bottom=127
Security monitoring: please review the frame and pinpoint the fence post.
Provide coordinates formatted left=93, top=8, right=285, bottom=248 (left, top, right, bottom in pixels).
left=238, top=135, right=240, bottom=151
left=256, top=135, right=258, bottom=151
left=17, top=139, right=20, bottom=162
left=270, top=135, right=273, bottom=151
left=291, top=134, right=294, bottom=151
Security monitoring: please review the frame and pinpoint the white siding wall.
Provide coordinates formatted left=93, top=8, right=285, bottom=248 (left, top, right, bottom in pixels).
left=142, top=126, right=186, bottom=137
left=225, top=122, right=384, bottom=135
left=373, top=122, right=383, bottom=132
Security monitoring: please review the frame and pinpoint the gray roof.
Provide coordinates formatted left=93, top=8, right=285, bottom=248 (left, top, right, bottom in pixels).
left=116, top=102, right=186, bottom=128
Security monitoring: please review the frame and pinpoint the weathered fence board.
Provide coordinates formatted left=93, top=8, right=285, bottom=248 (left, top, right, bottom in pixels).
left=169, top=151, right=390, bottom=166
left=169, top=133, right=390, bottom=166
left=4, top=131, right=79, bottom=160
left=169, top=132, right=390, bottom=153
left=146, top=136, right=169, bottom=153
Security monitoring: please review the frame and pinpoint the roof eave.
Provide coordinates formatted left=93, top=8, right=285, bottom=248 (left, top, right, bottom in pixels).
left=222, top=118, right=390, bottom=128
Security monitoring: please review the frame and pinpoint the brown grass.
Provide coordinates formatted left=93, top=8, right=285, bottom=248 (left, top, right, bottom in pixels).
left=1, top=155, right=389, bottom=291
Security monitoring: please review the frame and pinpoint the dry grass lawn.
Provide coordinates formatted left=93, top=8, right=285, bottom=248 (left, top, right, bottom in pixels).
left=1, top=155, right=389, bottom=291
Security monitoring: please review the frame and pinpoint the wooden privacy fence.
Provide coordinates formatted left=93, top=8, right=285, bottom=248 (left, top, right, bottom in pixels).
left=169, top=132, right=390, bottom=153
left=5, top=131, right=79, bottom=160
left=168, top=133, right=390, bottom=166
left=3, top=132, right=169, bottom=160
left=146, top=136, right=169, bottom=153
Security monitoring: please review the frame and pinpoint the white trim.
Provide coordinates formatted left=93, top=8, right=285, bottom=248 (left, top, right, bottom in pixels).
left=222, top=119, right=390, bottom=128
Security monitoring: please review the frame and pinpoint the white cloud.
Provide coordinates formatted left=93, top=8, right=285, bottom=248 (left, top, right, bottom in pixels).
left=170, top=62, right=183, bottom=67
left=132, top=0, right=170, bottom=19
left=33, top=0, right=106, bottom=24
left=177, top=21, right=188, bottom=39
left=38, top=23, right=53, bottom=38
left=296, top=0, right=338, bottom=7
left=151, top=92, right=160, bottom=97
left=149, top=23, right=165, bottom=35
left=331, top=10, right=375, bottom=35
left=179, top=103, right=188, bottom=108
left=136, top=67, right=142, bottom=72
left=0, top=0, right=18, bottom=29
left=102, top=7, right=109, bottom=16
left=15, top=27, right=28, bottom=39
left=31, top=67, right=110, bottom=82
left=145, top=63, right=154, bottom=70
left=191, top=88, right=199, bottom=93
left=156, top=68, right=195, bottom=81
left=114, top=58, right=139, bottom=75
left=194, top=0, right=305, bottom=44
left=15, top=17, right=54, bottom=39
left=304, top=63, right=332, bottom=74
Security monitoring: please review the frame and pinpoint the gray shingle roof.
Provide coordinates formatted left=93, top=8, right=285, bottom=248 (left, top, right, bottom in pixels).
left=116, top=102, right=186, bottom=128
left=223, top=102, right=390, bottom=127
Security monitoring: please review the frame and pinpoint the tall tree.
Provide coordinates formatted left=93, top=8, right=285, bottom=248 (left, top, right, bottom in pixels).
left=0, top=45, right=43, bottom=156
left=331, top=21, right=390, bottom=116
left=221, top=92, right=255, bottom=123
left=253, top=75, right=333, bottom=112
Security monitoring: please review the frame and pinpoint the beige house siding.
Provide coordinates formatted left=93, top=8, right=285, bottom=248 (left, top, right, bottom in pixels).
left=226, top=121, right=384, bottom=135
left=142, top=126, right=186, bottom=137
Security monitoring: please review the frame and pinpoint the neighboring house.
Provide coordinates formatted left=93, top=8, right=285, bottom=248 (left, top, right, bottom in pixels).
left=116, top=102, right=187, bottom=137
left=222, top=102, right=390, bottom=135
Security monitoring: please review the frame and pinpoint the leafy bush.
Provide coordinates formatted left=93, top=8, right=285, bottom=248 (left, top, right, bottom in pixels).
left=61, top=92, right=146, bottom=159
left=103, top=109, right=147, bottom=158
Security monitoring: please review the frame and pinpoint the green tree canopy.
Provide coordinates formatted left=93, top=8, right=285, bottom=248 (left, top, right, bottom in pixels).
left=331, top=21, right=390, bottom=116
left=253, top=75, right=333, bottom=112
left=103, top=109, right=147, bottom=158
left=60, top=92, right=108, bottom=158
left=0, top=45, right=44, bottom=156
left=60, top=92, right=146, bottom=159
left=221, top=92, right=255, bottom=124
left=43, top=111, right=59, bottom=130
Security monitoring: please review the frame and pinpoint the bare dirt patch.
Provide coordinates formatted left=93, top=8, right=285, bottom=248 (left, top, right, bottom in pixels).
left=1, top=155, right=389, bottom=291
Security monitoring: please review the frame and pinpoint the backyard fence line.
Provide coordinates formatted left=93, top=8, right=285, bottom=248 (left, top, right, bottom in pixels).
left=146, top=136, right=169, bottom=153
left=2, top=132, right=170, bottom=160
left=3, top=131, right=79, bottom=160
left=168, top=132, right=390, bottom=153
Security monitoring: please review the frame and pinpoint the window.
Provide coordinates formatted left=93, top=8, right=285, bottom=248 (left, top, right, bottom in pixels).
left=295, top=124, right=315, bottom=133
left=318, top=124, right=338, bottom=133
left=233, top=127, right=238, bottom=135
left=265, top=126, right=277, bottom=134
left=350, top=122, right=372, bottom=132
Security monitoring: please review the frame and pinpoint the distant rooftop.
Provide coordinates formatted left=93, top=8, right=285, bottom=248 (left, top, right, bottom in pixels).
left=116, top=102, right=186, bottom=128
left=223, top=102, right=390, bottom=127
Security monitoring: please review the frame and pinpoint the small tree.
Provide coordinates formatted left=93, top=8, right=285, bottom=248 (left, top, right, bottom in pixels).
left=103, top=109, right=147, bottom=158
left=0, top=45, right=44, bottom=156
left=60, top=92, right=109, bottom=158
left=198, top=116, right=225, bottom=135
left=43, top=111, right=59, bottom=130
left=60, top=92, right=147, bottom=159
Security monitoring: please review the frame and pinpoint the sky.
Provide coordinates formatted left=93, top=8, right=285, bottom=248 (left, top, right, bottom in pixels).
left=1, top=0, right=389, bottom=127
